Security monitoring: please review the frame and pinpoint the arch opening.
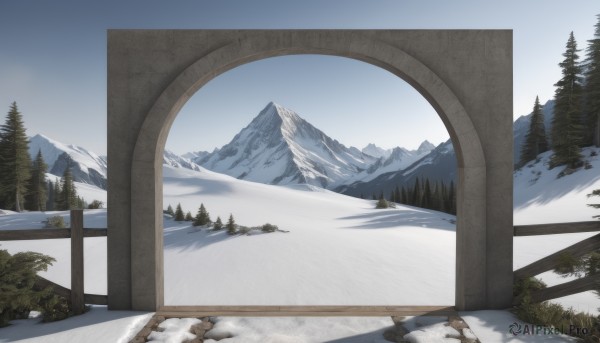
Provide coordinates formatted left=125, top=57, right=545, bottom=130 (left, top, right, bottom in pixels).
left=107, top=30, right=513, bottom=312
left=162, top=54, right=457, bottom=306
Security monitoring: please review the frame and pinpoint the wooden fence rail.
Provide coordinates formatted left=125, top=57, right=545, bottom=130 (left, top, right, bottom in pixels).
left=514, top=233, right=600, bottom=280
left=513, top=221, right=600, bottom=304
left=514, top=221, right=600, bottom=236
left=523, top=274, right=600, bottom=304
left=0, top=210, right=108, bottom=313
left=156, top=305, right=457, bottom=318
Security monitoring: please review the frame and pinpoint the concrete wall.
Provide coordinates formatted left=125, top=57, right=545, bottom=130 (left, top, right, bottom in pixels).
left=107, top=30, right=513, bottom=311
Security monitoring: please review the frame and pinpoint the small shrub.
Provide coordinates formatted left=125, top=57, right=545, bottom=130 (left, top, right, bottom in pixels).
left=44, top=216, right=66, bottom=229
left=87, top=200, right=104, bottom=209
left=591, top=150, right=598, bottom=157
left=237, top=226, right=251, bottom=235
left=375, top=198, right=389, bottom=209
left=0, top=250, right=73, bottom=326
left=261, top=223, right=278, bottom=233
left=513, top=276, right=600, bottom=342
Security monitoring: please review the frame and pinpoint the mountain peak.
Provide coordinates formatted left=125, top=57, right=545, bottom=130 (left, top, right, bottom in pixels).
left=417, top=140, right=435, bottom=154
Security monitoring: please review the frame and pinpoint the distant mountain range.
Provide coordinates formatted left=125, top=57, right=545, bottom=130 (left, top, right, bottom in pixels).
left=29, top=134, right=108, bottom=189
left=191, top=102, right=434, bottom=189
left=28, top=100, right=555, bottom=197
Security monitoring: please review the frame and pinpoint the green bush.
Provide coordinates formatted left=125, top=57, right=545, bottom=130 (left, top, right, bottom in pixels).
left=261, top=223, right=278, bottom=233
left=375, top=198, right=389, bottom=209
left=0, top=250, right=73, bottom=327
left=87, top=200, right=103, bottom=209
left=44, top=216, right=66, bottom=229
left=513, top=276, right=600, bottom=342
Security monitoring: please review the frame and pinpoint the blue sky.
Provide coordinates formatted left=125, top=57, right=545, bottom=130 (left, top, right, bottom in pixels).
left=0, top=0, right=598, bottom=155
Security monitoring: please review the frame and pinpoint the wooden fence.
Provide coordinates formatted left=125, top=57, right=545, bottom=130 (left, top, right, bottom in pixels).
left=513, top=221, right=600, bottom=304
left=0, top=209, right=108, bottom=315
left=2, top=210, right=599, bottom=315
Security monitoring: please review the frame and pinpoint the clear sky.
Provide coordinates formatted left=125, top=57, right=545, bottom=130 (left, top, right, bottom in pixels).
left=0, top=0, right=598, bottom=155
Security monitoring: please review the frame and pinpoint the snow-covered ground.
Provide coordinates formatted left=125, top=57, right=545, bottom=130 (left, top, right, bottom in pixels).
left=1, top=147, right=600, bottom=342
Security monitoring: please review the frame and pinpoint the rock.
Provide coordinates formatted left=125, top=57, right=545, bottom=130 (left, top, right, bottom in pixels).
left=204, top=329, right=233, bottom=340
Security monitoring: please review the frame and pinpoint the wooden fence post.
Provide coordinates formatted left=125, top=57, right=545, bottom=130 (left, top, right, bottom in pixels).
left=70, top=209, right=84, bottom=315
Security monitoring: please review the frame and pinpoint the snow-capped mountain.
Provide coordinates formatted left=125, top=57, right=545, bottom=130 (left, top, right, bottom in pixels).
left=336, top=99, right=555, bottom=198
left=182, top=150, right=210, bottom=161
left=362, top=143, right=391, bottom=159
left=194, top=102, right=378, bottom=188
left=336, top=139, right=456, bottom=197
left=29, top=134, right=108, bottom=189
left=28, top=134, right=204, bottom=190
left=348, top=141, right=435, bottom=185
left=163, top=149, right=203, bottom=171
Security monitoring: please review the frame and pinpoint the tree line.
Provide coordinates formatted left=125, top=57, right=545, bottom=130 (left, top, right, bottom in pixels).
left=370, top=177, right=456, bottom=215
left=165, top=202, right=281, bottom=235
left=519, top=16, right=600, bottom=169
left=0, top=102, right=88, bottom=212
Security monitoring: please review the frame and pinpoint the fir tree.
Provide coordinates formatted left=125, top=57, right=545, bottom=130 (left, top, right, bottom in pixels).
left=213, top=216, right=223, bottom=230
left=520, top=96, right=549, bottom=166
left=166, top=204, right=174, bottom=216
left=401, top=186, right=408, bottom=205
left=46, top=180, right=54, bottom=211
left=193, top=203, right=211, bottom=226
left=0, top=102, right=31, bottom=211
left=26, top=150, right=48, bottom=211
left=57, top=166, right=78, bottom=210
left=422, top=178, right=432, bottom=209
left=584, top=14, right=600, bottom=147
left=226, top=214, right=236, bottom=235
left=447, top=180, right=456, bottom=215
left=174, top=203, right=185, bottom=221
left=52, top=178, right=61, bottom=211
left=411, top=177, right=421, bottom=207
left=551, top=32, right=584, bottom=169
left=185, top=211, right=193, bottom=221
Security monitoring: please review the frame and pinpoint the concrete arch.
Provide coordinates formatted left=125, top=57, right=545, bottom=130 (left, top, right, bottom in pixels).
left=108, top=30, right=513, bottom=312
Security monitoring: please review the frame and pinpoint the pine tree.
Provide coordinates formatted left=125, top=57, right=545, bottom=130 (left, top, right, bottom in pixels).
left=46, top=180, right=54, bottom=211
left=520, top=96, right=549, bottom=166
left=584, top=14, right=600, bottom=147
left=57, top=166, right=78, bottom=210
left=448, top=180, right=456, bottom=215
left=185, top=211, right=193, bottom=221
left=551, top=32, right=584, bottom=169
left=401, top=186, right=408, bottom=205
left=0, top=102, right=31, bottom=211
left=411, top=177, right=421, bottom=207
left=26, top=150, right=48, bottom=211
left=422, top=178, right=432, bottom=209
left=193, top=203, right=211, bottom=226
left=53, top=178, right=61, bottom=211
left=166, top=204, right=174, bottom=216
left=174, top=203, right=185, bottom=221
left=213, top=216, right=223, bottom=230
left=226, top=214, right=236, bottom=235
